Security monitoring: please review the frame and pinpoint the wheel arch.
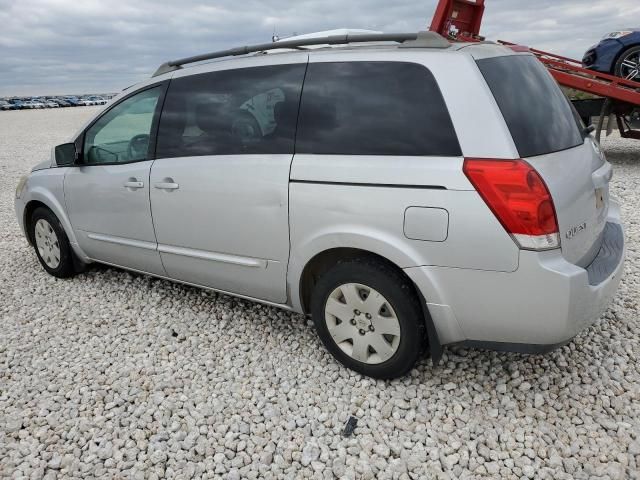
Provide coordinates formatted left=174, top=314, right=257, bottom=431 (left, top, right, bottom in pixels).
left=23, top=199, right=49, bottom=245
left=299, top=248, right=404, bottom=314
left=22, top=188, right=89, bottom=262
left=293, top=245, right=443, bottom=364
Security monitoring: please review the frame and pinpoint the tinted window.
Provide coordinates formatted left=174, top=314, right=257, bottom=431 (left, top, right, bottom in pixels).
left=83, top=87, right=162, bottom=164
left=157, top=64, right=306, bottom=158
left=296, top=62, right=461, bottom=156
left=477, top=55, right=584, bottom=158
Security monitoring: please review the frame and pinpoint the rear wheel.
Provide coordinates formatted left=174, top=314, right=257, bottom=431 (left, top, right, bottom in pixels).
left=310, top=258, right=425, bottom=379
left=29, top=207, right=76, bottom=278
left=614, top=46, right=640, bottom=82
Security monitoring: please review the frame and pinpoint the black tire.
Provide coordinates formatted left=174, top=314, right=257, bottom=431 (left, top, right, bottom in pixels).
left=614, top=45, right=640, bottom=82
left=29, top=207, right=76, bottom=278
left=310, top=257, right=425, bottom=379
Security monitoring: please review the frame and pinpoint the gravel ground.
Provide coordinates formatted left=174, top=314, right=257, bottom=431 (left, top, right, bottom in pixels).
left=1, top=107, right=639, bottom=480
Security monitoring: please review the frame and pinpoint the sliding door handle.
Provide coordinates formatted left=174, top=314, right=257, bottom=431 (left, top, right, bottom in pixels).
left=154, top=181, right=179, bottom=191
left=123, top=180, right=144, bottom=189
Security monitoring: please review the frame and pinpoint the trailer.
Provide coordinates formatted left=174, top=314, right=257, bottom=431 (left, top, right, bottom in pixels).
left=429, top=0, right=640, bottom=142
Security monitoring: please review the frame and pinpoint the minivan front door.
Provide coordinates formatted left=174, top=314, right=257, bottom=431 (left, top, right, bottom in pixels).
left=149, top=63, right=307, bottom=303
left=65, top=85, right=166, bottom=276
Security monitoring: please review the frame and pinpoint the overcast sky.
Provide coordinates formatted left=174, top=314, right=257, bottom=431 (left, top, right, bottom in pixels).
left=1, top=0, right=639, bottom=96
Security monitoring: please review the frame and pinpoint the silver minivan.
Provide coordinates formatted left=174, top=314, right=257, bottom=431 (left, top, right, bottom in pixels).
left=15, top=32, right=625, bottom=378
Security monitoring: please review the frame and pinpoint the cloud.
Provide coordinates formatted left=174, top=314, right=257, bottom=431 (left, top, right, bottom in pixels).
left=0, top=0, right=637, bottom=95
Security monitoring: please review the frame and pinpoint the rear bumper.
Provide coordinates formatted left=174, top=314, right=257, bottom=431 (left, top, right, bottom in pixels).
left=406, top=205, right=625, bottom=351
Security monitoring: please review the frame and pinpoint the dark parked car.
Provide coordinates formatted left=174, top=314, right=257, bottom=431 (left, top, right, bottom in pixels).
left=583, top=29, right=640, bottom=81
left=0, top=100, right=14, bottom=110
left=64, top=96, right=82, bottom=106
left=8, top=100, right=25, bottom=110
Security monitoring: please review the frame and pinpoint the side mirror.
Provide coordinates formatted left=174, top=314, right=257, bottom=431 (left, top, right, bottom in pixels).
left=54, top=143, right=77, bottom=166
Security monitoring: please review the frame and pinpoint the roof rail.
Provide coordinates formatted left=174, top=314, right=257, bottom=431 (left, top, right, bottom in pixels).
left=152, top=31, right=449, bottom=77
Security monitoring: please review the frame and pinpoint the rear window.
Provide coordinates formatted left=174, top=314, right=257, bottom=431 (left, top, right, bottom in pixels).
left=296, top=62, right=461, bottom=157
left=477, top=55, right=584, bottom=158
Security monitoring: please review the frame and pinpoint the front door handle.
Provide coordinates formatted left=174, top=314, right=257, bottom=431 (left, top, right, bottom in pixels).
left=154, top=179, right=179, bottom=191
left=123, top=180, right=144, bottom=189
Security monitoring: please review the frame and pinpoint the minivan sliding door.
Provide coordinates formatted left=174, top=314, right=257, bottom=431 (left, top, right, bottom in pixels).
left=150, top=62, right=306, bottom=303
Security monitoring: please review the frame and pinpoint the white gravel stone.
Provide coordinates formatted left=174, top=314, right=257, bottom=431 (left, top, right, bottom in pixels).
left=1, top=108, right=639, bottom=479
left=374, top=443, right=391, bottom=458
left=534, top=393, right=545, bottom=408
left=46, top=454, right=61, bottom=470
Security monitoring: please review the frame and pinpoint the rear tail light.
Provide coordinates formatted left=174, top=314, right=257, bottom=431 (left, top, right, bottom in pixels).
left=463, top=158, right=560, bottom=251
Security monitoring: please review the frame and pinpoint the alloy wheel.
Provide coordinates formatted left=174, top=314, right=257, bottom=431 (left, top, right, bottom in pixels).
left=620, top=52, right=640, bottom=81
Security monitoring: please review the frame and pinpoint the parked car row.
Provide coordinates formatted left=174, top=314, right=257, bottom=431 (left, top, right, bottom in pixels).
left=0, top=95, right=112, bottom=110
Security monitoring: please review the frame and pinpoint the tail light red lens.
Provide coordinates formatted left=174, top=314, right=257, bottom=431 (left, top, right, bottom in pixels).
left=463, top=158, right=560, bottom=251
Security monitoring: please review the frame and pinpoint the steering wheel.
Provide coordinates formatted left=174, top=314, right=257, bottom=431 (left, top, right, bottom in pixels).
left=127, top=134, right=150, bottom=160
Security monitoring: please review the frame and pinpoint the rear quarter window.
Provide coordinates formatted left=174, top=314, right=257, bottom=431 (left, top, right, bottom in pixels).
left=296, top=61, right=461, bottom=157
left=477, top=55, right=584, bottom=158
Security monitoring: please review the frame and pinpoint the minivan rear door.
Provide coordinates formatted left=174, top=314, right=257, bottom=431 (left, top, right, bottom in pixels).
left=478, top=54, right=610, bottom=267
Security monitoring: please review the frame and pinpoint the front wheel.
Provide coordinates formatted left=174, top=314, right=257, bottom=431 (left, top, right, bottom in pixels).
left=310, top=258, right=426, bottom=379
left=29, top=207, right=76, bottom=278
left=614, top=46, right=640, bottom=82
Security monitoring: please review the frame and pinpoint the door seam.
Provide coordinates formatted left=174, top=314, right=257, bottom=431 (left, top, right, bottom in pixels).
left=285, top=54, right=310, bottom=306
left=148, top=158, right=169, bottom=275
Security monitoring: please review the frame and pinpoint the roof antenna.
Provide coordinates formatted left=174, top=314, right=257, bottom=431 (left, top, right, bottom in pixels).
left=272, top=27, right=279, bottom=43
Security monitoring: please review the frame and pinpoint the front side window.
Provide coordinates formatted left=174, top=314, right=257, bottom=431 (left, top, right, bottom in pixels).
left=156, top=64, right=306, bottom=158
left=296, top=62, right=461, bottom=156
left=83, top=87, right=162, bottom=164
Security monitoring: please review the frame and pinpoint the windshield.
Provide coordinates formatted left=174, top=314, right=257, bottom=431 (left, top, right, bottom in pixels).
left=477, top=55, right=584, bottom=158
